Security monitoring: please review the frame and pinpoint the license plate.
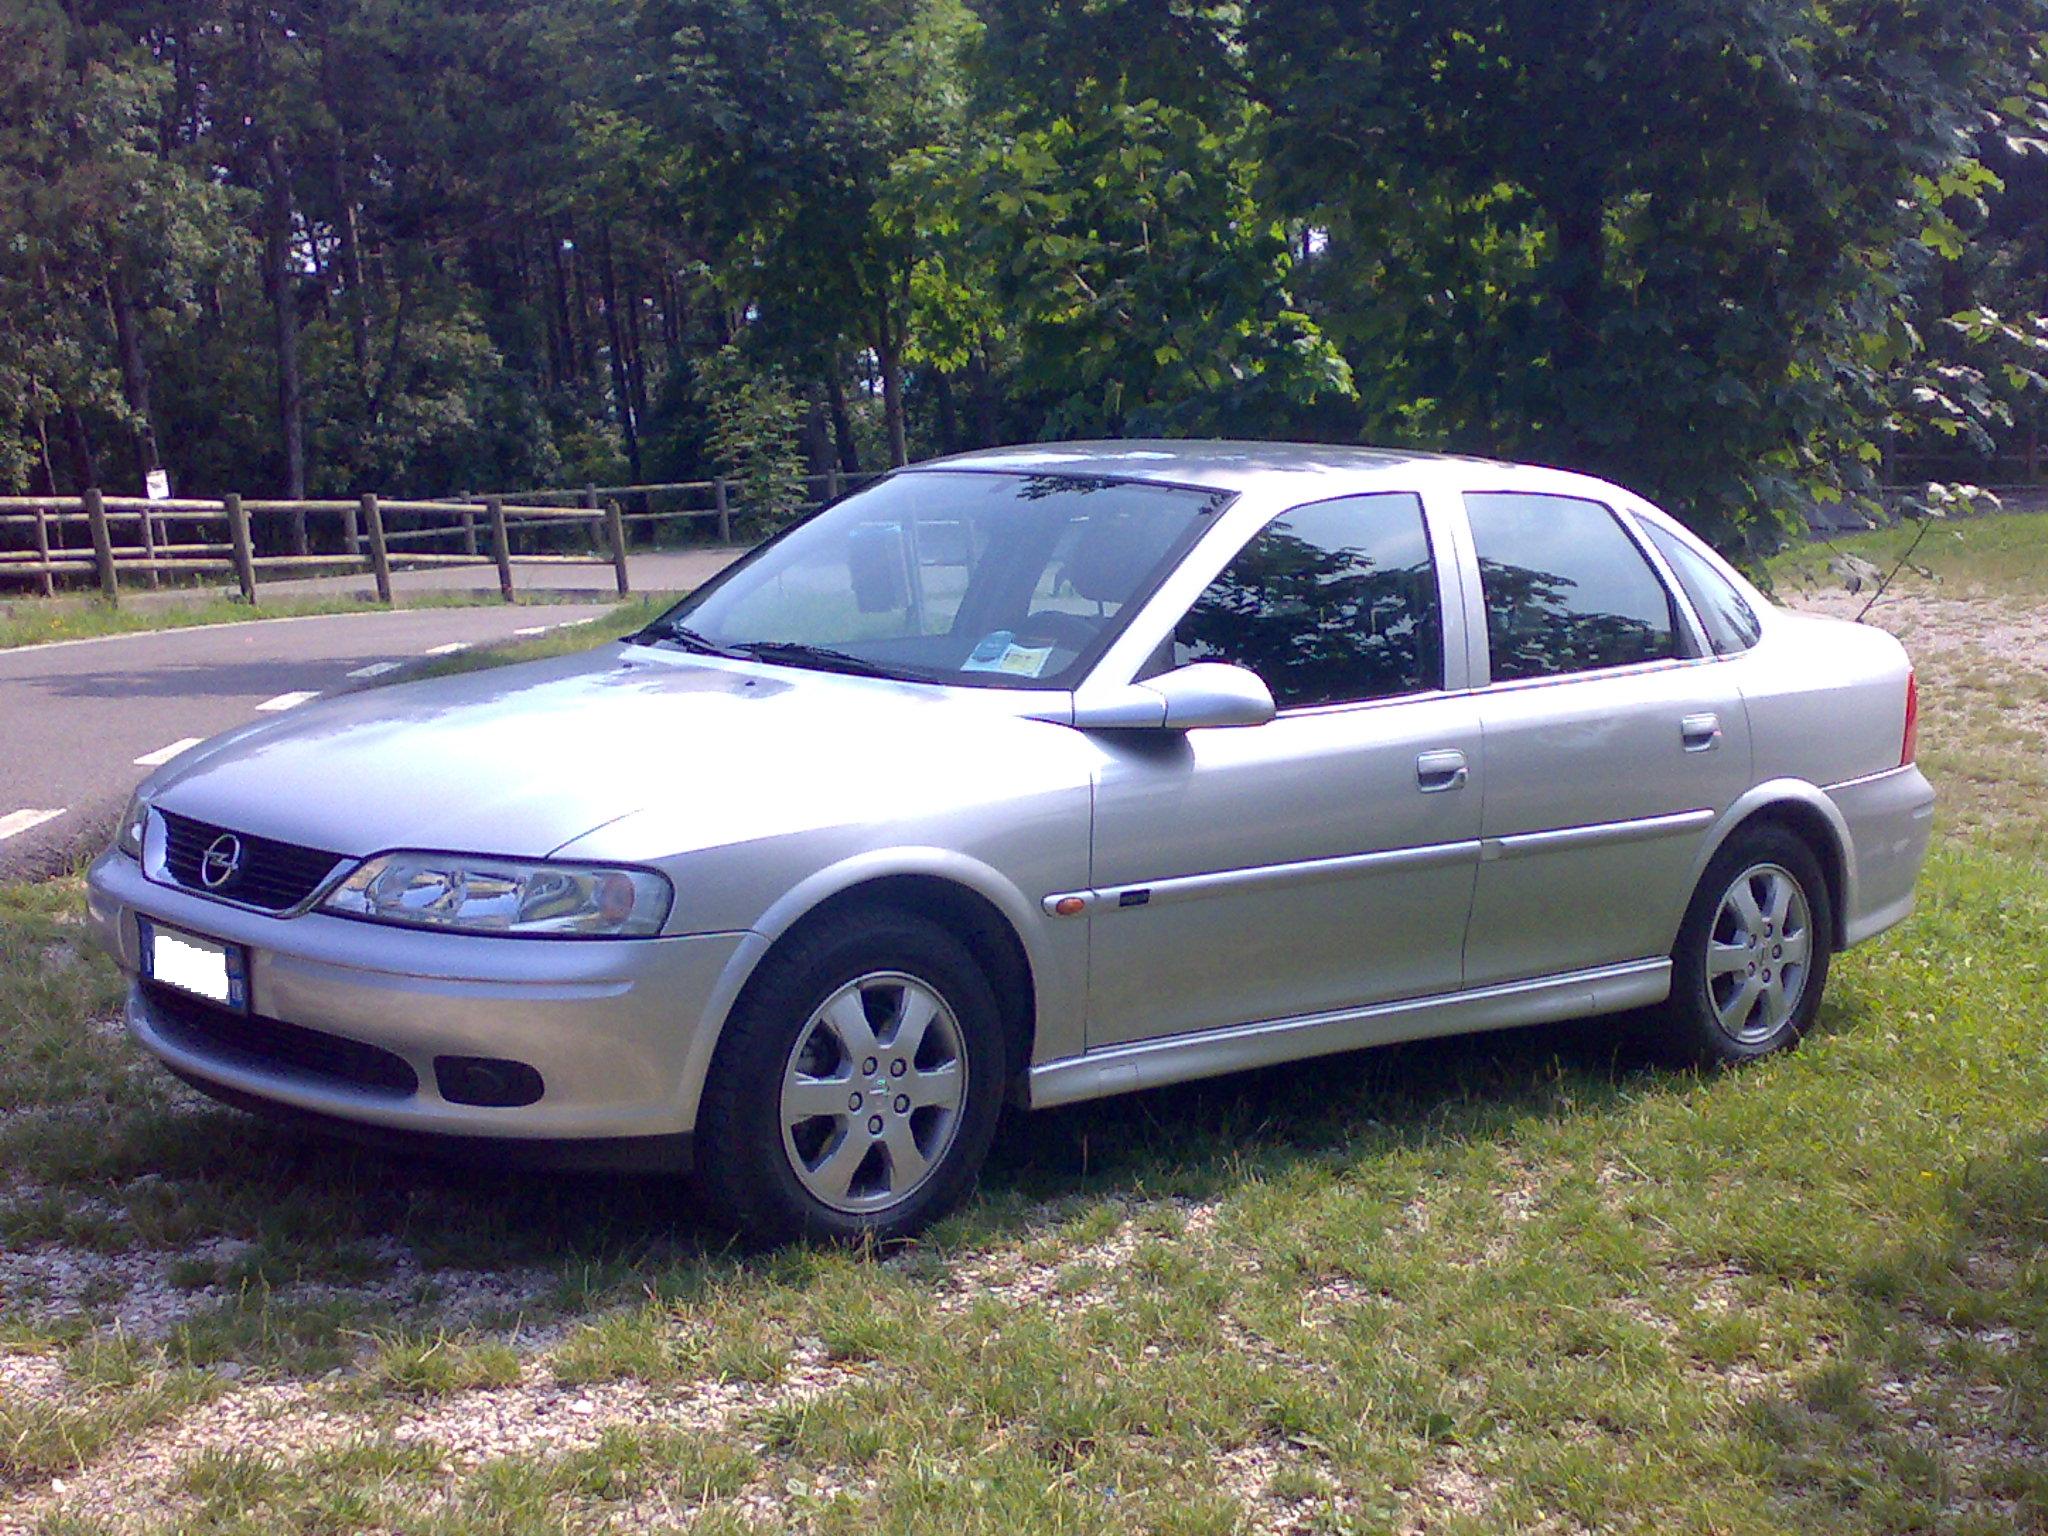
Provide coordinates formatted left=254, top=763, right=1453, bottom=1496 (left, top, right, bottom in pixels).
left=140, top=919, right=248, bottom=1012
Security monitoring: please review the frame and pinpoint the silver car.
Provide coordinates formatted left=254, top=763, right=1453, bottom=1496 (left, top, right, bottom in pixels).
left=85, top=443, right=1935, bottom=1241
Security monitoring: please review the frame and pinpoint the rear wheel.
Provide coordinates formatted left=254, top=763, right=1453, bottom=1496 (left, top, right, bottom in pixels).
left=694, top=909, right=1005, bottom=1245
left=1649, top=824, right=1833, bottom=1068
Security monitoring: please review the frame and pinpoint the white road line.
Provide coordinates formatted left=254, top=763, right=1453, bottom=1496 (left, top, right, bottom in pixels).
left=134, top=737, right=203, bottom=767
left=423, top=642, right=470, bottom=656
left=0, top=808, right=65, bottom=842
left=512, top=625, right=550, bottom=636
left=347, top=661, right=402, bottom=679
left=255, top=691, right=319, bottom=712
left=560, top=617, right=598, bottom=627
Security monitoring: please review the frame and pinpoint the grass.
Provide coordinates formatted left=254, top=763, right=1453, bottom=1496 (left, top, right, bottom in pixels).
left=1764, top=507, right=2048, bottom=601
left=0, top=585, right=622, bottom=651
left=3, top=515, right=2047, bottom=1530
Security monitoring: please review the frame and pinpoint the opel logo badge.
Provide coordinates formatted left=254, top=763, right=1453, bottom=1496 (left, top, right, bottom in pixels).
left=199, top=833, right=243, bottom=890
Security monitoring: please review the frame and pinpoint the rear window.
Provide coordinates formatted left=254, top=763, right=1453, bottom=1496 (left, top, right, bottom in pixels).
left=1641, top=521, right=1762, bottom=655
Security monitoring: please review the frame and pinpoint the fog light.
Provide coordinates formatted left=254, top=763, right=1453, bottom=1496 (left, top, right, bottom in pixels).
left=433, top=1055, right=545, bottom=1108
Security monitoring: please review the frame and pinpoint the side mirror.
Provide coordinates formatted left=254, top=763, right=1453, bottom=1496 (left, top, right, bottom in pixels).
left=1072, top=662, right=1276, bottom=731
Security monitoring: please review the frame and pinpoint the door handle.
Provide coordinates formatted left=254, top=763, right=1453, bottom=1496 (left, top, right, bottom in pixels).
left=1416, top=748, right=1469, bottom=793
left=1681, top=712, right=1723, bottom=752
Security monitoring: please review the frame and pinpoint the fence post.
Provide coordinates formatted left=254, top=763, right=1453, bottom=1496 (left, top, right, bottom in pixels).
left=459, top=508, right=478, bottom=556
left=138, top=504, right=161, bottom=590
left=84, top=487, right=117, bottom=605
left=605, top=498, right=630, bottom=596
left=30, top=504, right=54, bottom=599
left=827, top=464, right=843, bottom=502
left=714, top=477, right=731, bottom=544
left=342, top=495, right=362, bottom=556
left=225, top=493, right=257, bottom=603
left=362, top=493, right=392, bottom=604
left=486, top=494, right=515, bottom=602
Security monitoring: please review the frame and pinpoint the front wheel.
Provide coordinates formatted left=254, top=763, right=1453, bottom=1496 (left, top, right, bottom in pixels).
left=693, top=909, right=1006, bottom=1245
left=1649, top=825, right=1833, bottom=1068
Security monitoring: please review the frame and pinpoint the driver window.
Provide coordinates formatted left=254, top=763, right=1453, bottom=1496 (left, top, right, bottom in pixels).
left=1173, top=492, right=1442, bottom=710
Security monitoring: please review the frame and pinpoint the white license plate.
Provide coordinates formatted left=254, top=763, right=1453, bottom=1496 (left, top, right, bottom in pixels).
left=142, top=920, right=247, bottom=1011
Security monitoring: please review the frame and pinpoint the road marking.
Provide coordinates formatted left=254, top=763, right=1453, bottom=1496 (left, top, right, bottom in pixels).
left=561, top=617, right=598, bottom=627
left=0, top=808, right=65, bottom=842
left=255, top=691, right=319, bottom=712
left=512, top=625, right=550, bottom=636
left=347, top=661, right=402, bottom=679
left=423, top=642, right=470, bottom=656
left=134, top=737, right=203, bottom=767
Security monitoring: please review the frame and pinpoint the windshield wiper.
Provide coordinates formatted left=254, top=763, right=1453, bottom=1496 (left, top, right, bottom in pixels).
left=731, top=641, right=908, bottom=679
left=627, top=618, right=745, bottom=657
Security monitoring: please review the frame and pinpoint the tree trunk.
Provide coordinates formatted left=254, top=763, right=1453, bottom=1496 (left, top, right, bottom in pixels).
left=263, top=134, right=308, bottom=543
left=931, top=368, right=959, bottom=456
left=598, top=226, right=642, bottom=483
left=966, top=338, right=999, bottom=447
left=63, top=406, right=98, bottom=492
left=826, top=364, right=860, bottom=474
left=549, top=221, right=578, bottom=383
left=802, top=388, right=833, bottom=481
left=332, top=151, right=372, bottom=399
left=106, top=269, right=162, bottom=487
left=873, top=307, right=908, bottom=468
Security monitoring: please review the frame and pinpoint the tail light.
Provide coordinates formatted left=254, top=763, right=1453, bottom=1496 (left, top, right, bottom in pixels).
left=1901, top=670, right=1919, bottom=765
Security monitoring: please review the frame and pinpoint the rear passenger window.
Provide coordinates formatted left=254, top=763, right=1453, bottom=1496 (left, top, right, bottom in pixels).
left=1173, top=493, right=1441, bottom=709
left=1641, top=521, right=1762, bottom=654
left=1465, top=492, right=1681, bottom=682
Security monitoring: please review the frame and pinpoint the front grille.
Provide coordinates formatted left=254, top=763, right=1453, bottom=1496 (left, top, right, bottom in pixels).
left=143, top=981, right=419, bottom=1097
left=158, top=811, right=345, bottom=911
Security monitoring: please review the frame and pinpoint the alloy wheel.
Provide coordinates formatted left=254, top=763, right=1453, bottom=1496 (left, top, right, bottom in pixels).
left=778, top=971, right=968, bottom=1213
left=1705, top=862, right=1813, bottom=1045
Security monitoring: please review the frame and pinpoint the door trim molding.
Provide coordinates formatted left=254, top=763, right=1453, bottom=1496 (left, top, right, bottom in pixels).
left=1481, top=806, right=1713, bottom=863
left=1028, top=957, right=1670, bottom=1108
left=1041, top=837, right=1482, bottom=916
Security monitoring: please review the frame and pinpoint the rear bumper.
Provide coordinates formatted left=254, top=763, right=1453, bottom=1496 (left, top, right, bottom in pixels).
left=85, top=848, right=749, bottom=1144
left=1828, top=764, right=1937, bottom=947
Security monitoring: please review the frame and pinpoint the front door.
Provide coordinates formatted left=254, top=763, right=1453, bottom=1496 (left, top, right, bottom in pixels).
left=1085, top=492, right=1483, bottom=1048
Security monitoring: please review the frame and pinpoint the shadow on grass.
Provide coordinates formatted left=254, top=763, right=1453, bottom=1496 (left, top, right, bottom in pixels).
left=17, top=1003, right=1702, bottom=1284
left=1741, top=1124, right=2048, bottom=1530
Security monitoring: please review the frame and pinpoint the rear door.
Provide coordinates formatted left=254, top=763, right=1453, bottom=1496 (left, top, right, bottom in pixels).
left=1453, top=490, right=1752, bottom=987
left=1085, top=491, right=1484, bottom=1047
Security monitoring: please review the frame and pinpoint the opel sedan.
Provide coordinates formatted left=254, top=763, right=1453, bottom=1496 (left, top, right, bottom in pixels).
left=85, top=443, right=1935, bottom=1241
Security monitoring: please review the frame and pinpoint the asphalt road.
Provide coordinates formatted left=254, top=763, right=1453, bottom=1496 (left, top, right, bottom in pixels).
left=0, top=603, right=619, bottom=882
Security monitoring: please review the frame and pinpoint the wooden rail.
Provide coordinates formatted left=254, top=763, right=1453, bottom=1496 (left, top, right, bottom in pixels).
left=0, top=471, right=874, bottom=605
left=0, top=492, right=630, bottom=606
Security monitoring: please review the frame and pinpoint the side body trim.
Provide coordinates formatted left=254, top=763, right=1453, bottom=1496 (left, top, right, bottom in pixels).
left=1481, top=807, right=1714, bottom=863
left=1028, top=957, right=1670, bottom=1109
left=1042, top=837, right=1482, bottom=916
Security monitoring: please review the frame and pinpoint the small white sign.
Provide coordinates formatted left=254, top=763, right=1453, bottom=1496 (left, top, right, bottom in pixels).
left=145, top=468, right=170, bottom=501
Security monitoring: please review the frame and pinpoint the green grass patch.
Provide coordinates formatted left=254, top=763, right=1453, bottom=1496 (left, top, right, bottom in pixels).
left=1764, top=507, right=2048, bottom=601
left=3, top=543, right=2047, bottom=1530
left=0, top=586, right=615, bottom=651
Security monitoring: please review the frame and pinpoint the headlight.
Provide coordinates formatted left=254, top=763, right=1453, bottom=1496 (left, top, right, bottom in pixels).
left=115, top=790, right=150, bottom=858
left=322, top=852, right=673, bottom=937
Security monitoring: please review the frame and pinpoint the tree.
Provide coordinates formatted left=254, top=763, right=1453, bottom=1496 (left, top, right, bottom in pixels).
left=1247, top=0, right=2048, bottom=551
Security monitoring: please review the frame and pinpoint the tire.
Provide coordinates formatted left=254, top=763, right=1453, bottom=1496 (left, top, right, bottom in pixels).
left=693, top=907, right=1006, bottom=1245
left=1648, top=823, right=1834, bottom=1069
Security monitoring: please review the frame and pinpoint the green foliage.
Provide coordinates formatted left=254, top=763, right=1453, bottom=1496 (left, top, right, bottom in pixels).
left=961, top=90, right=1355, bottom=438
left=0, top=0, right=2044, bottom=562
left=697, top=344, right=809, bottom=532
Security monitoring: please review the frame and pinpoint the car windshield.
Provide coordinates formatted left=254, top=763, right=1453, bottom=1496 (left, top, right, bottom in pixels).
left=638, top=470, right=1226, bottom=688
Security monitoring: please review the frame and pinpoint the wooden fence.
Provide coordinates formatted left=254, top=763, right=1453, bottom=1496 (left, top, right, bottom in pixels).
left=0, top=469, right=882, bottom=605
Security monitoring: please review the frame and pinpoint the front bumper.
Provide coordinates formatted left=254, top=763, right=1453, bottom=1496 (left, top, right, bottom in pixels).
left=85, top=849, right=749, bottom=1147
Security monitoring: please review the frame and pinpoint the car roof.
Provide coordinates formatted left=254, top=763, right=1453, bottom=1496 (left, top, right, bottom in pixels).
left=913, top=439, right=1580, bottom=498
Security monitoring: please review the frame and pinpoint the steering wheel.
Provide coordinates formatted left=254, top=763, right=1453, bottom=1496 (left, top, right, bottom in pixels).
left=1016, top=610, right=1104, bottom=650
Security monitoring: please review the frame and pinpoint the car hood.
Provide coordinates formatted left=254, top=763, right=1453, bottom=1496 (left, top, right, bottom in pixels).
left=147, top=645, right=1093, bottom=859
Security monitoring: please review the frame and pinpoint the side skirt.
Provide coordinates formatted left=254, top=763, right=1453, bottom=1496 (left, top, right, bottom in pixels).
left=1027, top=957, right=1671, bottom=1110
